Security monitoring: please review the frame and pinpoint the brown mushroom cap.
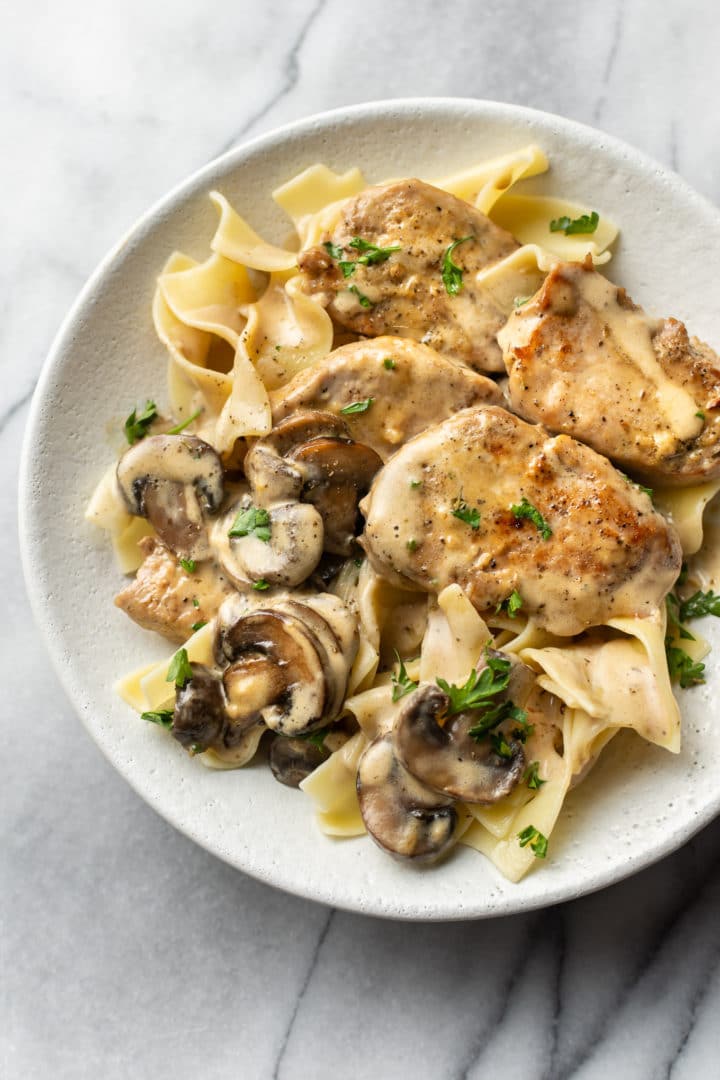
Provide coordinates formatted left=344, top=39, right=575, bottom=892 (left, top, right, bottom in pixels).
left=244, top=411, right=351, bottom=504
left=269, top=735, right=328, bottom=788
left=393, top=684, right=525, bottom=804
left=172, top=663, right=228, bottom=751
left=356, top=734, right=459, bottom=862
left=117, top=434, right=224, bottom=561
left=287, top=437, right=383, bottom=555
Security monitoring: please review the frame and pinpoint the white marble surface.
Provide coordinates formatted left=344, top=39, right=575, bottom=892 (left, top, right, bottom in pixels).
left=4, top=2, right=720, bottom=1076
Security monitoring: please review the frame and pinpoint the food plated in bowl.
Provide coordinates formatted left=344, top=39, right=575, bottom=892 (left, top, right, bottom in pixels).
left=20, top=99, right=720, bottom=918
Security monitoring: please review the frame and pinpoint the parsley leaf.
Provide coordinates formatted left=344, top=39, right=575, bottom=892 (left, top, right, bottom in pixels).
left=323, top=240, right=344, bottom=260
left=511, top=497, right=552, bottom=540
left=124, top=400, right=157, bottom=444
left=441, top=235, right=474, bottom=296
left=348, top=236, right=401, bottom=264
left=391, top=651, right=419, bottom=702
left=468, top=700, right=527, bottom=740
left=406, top=538, right=418, bottom=552
left=190, top=620, right=207, bottom=632
left=696, top=410, right=706, bottom=420
left=497, top=589, right=523, bottom=618
left=549, top=211, right=599, bottom=235
left=665, top=642, right=705, bottom=688
left=228, top=505, right=271, bottom=543
left=490, top=732, right=513, bottom=759
left=437, top=649, right=511, bottom=716
left=179, top=558, right=196, bottom=574
left=665, top=594, right=695, bottom=641
left=166, top=408, right=202, bottom=435
left=524, top=761, right=546, bottom=790
left=517, top=825, right=548, bottom=858
left=513, top=294, right=532, bottom=307
left=252, top=578, right=270, bottom=591
left=347, top=284, right=374, bottom=308
left=192, top=598, right=200, bottom=608
left=409, top=479, right=422, bottom=489
left=341, top=397, right=374, bottom=415
left=141, top=709, right=174, bottom=729
left=679, top=589, right=720, bottom=621
left=166, top=648, right=193, bottom=688
left=451, top=494, right=481, bottom=530
left=338, top=260, right=357, bottom=278
left=383, top=357, right=397, bottom=370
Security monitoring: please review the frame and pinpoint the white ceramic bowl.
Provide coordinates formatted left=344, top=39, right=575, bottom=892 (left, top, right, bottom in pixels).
left=20, top=99, right=720, bottom=919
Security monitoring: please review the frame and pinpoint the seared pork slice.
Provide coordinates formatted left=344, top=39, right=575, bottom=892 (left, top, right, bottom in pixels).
left=297, top=179, right=518, bottom=373
left=115, top=537, right=235, bottom=641
left=360, top=406, right=681, bottom=636
left=498, top=260, right=720, bottom=485
left=270, top=337, right=503, bottom=461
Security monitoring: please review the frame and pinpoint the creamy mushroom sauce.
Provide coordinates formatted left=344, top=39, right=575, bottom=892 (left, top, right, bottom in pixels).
left=92, top=155, right=720, bottom=880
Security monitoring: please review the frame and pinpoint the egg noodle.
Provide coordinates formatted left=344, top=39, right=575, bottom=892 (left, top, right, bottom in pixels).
left=86, top=145, right=718, bottom=881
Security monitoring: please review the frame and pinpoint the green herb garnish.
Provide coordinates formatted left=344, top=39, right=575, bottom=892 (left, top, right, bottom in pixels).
left=228, top=505, right=271, bottom=542
left=549, top=211, right=599, bottom=235
left=517, top=825, right=548, bottom=858
left=490, top=732, right=513, bottom=759
left=124, top=400, right=157, bottom=444
left=341, top=397, right=374, bottom=415
left=347, top=284, right=374, bottom=308
left=166, top=648, right=193, bottom=689
left=441, top=235, right=474, bottom=296
left=510, top=497, right=552, bottom=540
left=468, top=701, right=528, bottom=740
left=409, top=479, right=422, bottom=489
left=348, top=236, right=401, bottom=263
left=437, top=649, right=511, bottom=716
left=513, top=295, right=532, bottom=308
left=695, top=410, right=706, bottom=420
left=679, top=589, right=720, bottom=621
left=323, top=241, right=344, bottom=260
left=451, top=494, right=480, bottom=530
left=179, top=558, right=196, bottom=574
left=166, top=408, right=202, bottom=435
left=406, top=539, right=418, bottom=552
left=665, top=594, right=695, bottom=641
left=252, top=579, right=270, bottom=591
left=383, top=357, right=397, bottom=370
left=524, top=761, right=546, bottom=790
left=391, top=651, right=419, bottom=702
left=190, top=620, right=207, bottom=632
left=141, top=709, right=174, bottom=729
left=497, top=589, right=523, bottom=618
left=665, top=643, right=705, bottom=688
left=192, top=598, right=200, bottom=608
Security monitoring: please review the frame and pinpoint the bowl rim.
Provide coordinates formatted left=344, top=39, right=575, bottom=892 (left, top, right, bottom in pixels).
left=19, top=96, right=720, bottom=920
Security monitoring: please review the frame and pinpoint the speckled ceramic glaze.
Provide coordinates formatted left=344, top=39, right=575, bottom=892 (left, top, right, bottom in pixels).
left=19, top=99, right=720, bottom=919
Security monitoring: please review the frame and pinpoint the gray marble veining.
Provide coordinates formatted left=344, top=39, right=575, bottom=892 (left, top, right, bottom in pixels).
left=4, top=2, right=720, bottom=1077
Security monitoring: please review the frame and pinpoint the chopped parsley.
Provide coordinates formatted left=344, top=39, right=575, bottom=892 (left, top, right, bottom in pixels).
left=679, top=589, right=720, bottom=621
left=549, top=211, right=600, bottom=235
left=391, top=651, right=419, bottom=702
left=192, top=598, right=200, bottom=608
left=166, top=408, right=202, bottom=435
left=511, top=497, right=552, bottom=540
left=497, top=589, right=523, bottom=618
left=665, top=643, right=705, bottom=688
left=166, top=647, right=193, bottom=689
left=228, top=505, right=271, bottom=542
left=513, top=294, right=532, bottom=307
left=437, top=649, right=511, bottom=716
left=141, top=709, right=174, bottom=729
left=451, top=494, right=481, bottom=530
left=406, top=538, right=418, bottom=552
left=441, top=235, right=474, bottom=296
left=524, top=761, right=546, bottom=790
left=323, top=241, right=344, bottom=260
left=341, top=397, right=374, bottom=415
left=383, top=357, right=397, bottom=370
left=348, top=236, right=401, bottom=263
left=468, top=701, right=528, bottom=741
left=297, top=727, right=331, bottom=752
left=124, top=400, right=157, bottom=444
left=517, top=825, right=548, bottom=858
left=665, top=594, right=695, bottom=641
left=179, top=558, right=196, bottom=574
left=490, top=732, right=513, bottom=759
left=347, top=284, right=374, bottom=308
left=695, top=410, right=706, bottom=420
left=190, top=620, right=207, bottom=632
left=252, top=578, right=270, bottom=591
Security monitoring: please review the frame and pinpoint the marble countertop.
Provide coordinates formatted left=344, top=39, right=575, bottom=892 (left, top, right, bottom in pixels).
left=4, top=2, right=720, bottom=1076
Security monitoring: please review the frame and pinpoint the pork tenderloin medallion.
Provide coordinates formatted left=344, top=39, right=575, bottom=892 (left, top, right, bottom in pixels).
left=360, top=406, right=682, bottom=637
left=498, top=259, right=720, bottom=486
left=270, top=336, right=503, bottom=462
left=297, top=179, right=518, bottom=373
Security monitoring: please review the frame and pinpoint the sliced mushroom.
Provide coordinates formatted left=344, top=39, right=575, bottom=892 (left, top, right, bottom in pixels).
left=393, top=684, right=525, bottom=804
left=269, top=735, right=328, bottom=788
left=172, top=663, right=227, bottom=752
left=172, top=661, right=267, bottom=764
left=244, top=410, right=382, bottom=556
left=215, top=594, right=358, bottom=736
left=212, top=497, right=324, bottom=588
left=117, top=434, right=223, bottom=561
left=357, top=734, right=459, bottom=862
left=287, top=437, right=383, bottom=555
left=244, top=411, right=350, bottom=503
